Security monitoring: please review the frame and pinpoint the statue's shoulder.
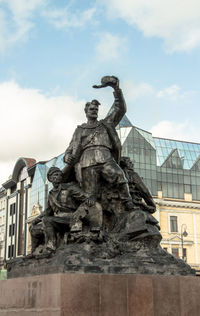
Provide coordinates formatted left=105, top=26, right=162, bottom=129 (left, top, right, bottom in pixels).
left=77, top=122, right=101, bottom=129
left=71, top=124, right=85, bottom=137
left=73, top=123, right=91, bottom=131
left=77, top=123, right=87, bottom=129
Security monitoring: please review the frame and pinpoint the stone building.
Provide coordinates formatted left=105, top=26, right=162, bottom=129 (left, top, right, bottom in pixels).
left=0, top=187, right=6, bottom=268
left=1, top=155, right=65, bottom=262
left=2, top=157, right=36, bottom=261
left=155, top=196, right=200, bottom=270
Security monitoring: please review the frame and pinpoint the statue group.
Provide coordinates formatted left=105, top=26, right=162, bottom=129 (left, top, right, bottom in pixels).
left=10, top=76, right=193, bottom=276
left=29, top=76, right=160, bottom=259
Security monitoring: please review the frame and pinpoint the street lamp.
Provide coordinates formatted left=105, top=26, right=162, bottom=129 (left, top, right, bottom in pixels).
left=181, top=224, right=188, bottom=260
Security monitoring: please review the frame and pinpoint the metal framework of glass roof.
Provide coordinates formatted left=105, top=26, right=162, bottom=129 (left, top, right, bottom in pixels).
left=153, top=137, right=200, bottom=170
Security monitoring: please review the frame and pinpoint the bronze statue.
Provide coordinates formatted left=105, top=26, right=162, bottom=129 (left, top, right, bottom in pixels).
left=63, top=76, right=134, bottom=211
left=12, top=75, right=194, bottom=277
left=28, top=76, right=161, bottom=254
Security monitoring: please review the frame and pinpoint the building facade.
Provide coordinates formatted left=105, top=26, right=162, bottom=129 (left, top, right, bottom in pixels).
left=0, top=188, right=6, bottom=268
left=2, top=158, right=36, bottom=261
left=155, top=196, right=200, bottom=270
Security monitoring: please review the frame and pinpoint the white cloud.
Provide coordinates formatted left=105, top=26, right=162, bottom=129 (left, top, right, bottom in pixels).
left=95, top=32, right=127, bottom=61
left=0, top=1, right=96, bottom=52
left=42, top=6, right=96, bottom=29
left=157, top=85, right=181, bottom=99
left=101, top=0, right=200, bottom=52
left=156, top=85, right=200, bottom=103
left=121, top=80, right=154, bottom=101
left=0, top=0, right=46, bottom=52
left=4, top=0, right=45, bottom=17
left=121, top=80, right=197, bottom=104
left=0, top=160, right=17, bottom=185
left=0, top=80, right=88, bottom=184
left=150, top=120, right=199, bottom=142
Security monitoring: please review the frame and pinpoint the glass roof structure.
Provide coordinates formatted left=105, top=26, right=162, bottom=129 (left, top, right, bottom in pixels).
left=119, top=116, right=200, bottom=200
left=137, top=128, right=156, bottom=150
left=116, top=114, right=133, bottom=128
left=153, top=137, right=200, bottom=170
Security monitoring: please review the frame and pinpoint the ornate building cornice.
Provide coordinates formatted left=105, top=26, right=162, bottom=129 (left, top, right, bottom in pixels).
left=154, top=198, right=200, bottom=209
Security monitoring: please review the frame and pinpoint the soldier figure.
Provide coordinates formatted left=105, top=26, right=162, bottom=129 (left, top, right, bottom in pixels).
left=29, top=166, right=94, bottom=257
left=120, top=157, right=156, bottom=213
left=63, top=76, right=134, bottom=211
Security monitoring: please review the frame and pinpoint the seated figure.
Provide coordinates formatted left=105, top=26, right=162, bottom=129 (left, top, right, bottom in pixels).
left=99, top=156, right=160, bottom=240
left=29, top=166, right=95, bottom=257
left=120, top=157, right=156, bottom=213
left=116, top=157, right=160, bottom=240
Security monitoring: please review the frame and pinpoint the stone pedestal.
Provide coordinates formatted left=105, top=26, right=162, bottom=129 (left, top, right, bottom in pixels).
left=0, top=273, right=200, bottom=315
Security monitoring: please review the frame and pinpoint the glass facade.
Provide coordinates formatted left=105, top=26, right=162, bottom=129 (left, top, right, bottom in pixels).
left=121, top=126, right=157, bottom=195
left=118, top=118, right=200, bottom=200
left=154, top=137, right=200, bottom=169
left=154, top=137, right=200, bottom=200
left=29, top=153, right=65, bottom=215
left=30, top=163, right=47, bottom=214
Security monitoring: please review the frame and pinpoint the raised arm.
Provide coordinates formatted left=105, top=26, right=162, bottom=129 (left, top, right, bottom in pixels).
left=105, top=86, right=127, bottom=126
left=93, top=76, right=127, bottom=127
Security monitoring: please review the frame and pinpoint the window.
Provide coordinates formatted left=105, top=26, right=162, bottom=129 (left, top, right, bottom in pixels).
left=8, top=245, right=14, bottom=258
left=172, top=248, right=179, bottom=258
left=10, top=203, right=16, bottom=216
left=184, top=184, right=191, bottom=194
left=170, top=216, right=178, bottom=232
left=9, top=225, right=11, bottom=236
left=9, top=224, right=15, bottom=237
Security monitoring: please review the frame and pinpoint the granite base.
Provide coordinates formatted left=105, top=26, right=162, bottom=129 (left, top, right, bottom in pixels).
left=0, top=273, right=200, bottom=315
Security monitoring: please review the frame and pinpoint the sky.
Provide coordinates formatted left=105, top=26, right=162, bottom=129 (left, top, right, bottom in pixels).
left=0, top=0, right=200, bottom=185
